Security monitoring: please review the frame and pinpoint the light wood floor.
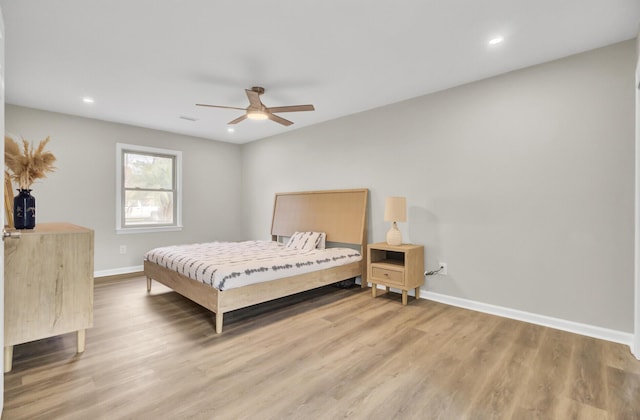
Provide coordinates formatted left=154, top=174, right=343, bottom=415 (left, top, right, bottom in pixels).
left=3, top=276, right=640, bottom=419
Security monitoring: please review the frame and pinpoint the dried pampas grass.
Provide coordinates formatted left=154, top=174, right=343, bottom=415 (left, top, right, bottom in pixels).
left=5, top=135, right=57, bottom=189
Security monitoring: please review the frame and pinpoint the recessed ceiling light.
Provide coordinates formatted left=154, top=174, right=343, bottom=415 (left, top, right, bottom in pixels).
left=488, top=36, right=504, bottom=46
left=82, top=97, right=95, bottom=104
left=227, top=127, right=235, bottom=133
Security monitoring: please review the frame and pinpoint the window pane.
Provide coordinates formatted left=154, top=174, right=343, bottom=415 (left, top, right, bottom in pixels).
left=117, top=143, right=182, bottom=233
left=124, top=153, right=173, bottom=190
left=124, top=190, right=173, bottom=225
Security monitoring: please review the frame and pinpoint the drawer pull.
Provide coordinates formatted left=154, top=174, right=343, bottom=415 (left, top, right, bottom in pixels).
left=2, top=230, right=21, bottom=241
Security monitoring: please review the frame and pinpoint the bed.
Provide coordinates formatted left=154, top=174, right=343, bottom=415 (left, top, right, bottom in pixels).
left=144, top=188, right=369, bottom=333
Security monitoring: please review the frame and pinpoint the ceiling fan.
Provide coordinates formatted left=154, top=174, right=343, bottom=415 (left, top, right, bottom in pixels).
left=196, top=86, right=315, bottom=127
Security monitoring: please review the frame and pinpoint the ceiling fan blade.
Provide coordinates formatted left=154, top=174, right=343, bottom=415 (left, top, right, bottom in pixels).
left=266, top=104, right=315, bottom=113
left=228, top=114, right=248, bottom=125
left=196, top=104, right=246, bottom=111
left=267, top=113, right=293, bottom=126
left=245, top=89, right=263, bottom=109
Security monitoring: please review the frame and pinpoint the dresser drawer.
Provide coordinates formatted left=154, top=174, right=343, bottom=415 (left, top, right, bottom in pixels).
left=371, top=266, right=404, bottom=286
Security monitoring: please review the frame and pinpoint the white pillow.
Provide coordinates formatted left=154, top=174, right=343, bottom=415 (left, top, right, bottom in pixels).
left=317, top=232, right=326, bottom=249
left=286, top=231, right=325, bottom=251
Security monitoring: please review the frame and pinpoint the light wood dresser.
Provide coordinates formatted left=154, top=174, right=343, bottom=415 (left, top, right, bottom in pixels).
left=4, top=222, right=94, bottom=372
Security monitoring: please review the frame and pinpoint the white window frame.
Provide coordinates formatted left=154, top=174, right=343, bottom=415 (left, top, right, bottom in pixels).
left=116, top=143, right=183, bottom=234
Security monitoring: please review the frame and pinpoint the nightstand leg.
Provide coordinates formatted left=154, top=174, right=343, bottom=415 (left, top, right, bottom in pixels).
left=372, top=283, right=378, bottom=298
left=386, top=286, right=390, bottom=293
left=402, top=290, right=408, bottom=305
left=415, top=287, right=421, bottom=300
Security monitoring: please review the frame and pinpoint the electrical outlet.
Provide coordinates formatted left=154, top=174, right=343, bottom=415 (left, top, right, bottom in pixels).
left=439, top=262, right=448, bottom=275
left=119, top=245, right=127, bottom=254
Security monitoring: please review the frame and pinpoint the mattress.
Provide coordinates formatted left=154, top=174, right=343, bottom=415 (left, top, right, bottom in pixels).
left=144, top=240, right=362, bottom=291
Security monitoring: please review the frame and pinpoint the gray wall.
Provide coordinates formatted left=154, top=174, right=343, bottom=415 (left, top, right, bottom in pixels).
left=241, top=40, right=636, bottom=333
left=4, top=40, right=634, bottom=333
left=5, top=106, right=244, bottom=272
left=634, top=32, right=640, bottom=356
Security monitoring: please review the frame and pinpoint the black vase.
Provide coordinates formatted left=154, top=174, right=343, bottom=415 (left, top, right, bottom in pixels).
left=14, top=189, right=36, bottom=229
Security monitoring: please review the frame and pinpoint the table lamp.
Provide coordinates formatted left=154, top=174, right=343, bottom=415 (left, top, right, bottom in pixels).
left=384, top=196, right=406, bottom=246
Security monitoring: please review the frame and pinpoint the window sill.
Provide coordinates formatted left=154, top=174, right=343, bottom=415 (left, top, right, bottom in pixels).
left=116, top=225, right=183, bottom=235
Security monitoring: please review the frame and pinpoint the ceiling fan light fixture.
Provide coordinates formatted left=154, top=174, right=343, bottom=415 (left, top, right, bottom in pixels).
left=247, top=110, right=269, bottom=120
left=197, top=86, right=314, bottom=126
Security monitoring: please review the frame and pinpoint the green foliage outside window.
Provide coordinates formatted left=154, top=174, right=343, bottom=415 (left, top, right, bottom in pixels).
left=123, top=152, right=175, bottom=226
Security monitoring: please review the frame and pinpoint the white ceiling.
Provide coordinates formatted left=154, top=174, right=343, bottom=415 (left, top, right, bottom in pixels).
left=1, top=1, right=639, bottom=144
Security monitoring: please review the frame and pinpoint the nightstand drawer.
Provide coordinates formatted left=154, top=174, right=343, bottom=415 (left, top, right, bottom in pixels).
left=371, top=266, right=404, bottom=285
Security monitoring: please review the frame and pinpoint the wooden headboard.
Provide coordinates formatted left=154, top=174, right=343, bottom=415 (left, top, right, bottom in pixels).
left=270, top=189, right=368, bottom=247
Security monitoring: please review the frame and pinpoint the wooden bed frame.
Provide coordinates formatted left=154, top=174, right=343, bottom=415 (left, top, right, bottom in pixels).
left=144, top=188, right=369, bottom=333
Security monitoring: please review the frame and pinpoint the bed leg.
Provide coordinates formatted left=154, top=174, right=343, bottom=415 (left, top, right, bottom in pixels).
left=146, top=277, right=152, bottom=293
left=215, top=312, right=223, bottom=334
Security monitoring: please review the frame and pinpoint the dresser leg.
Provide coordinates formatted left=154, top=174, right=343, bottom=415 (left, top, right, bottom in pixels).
left=77, top=329, right=86, bottom=353
left=415, top=287, right=421, bottom=300
left=372, top=283, right=378, bottom=298
left=402, top=290, right=408, bottom=305
left=4, top=346, right=13, bottom=373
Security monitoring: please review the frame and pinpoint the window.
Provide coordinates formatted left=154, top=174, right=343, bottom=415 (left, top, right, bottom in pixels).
left=116, top=143, right=182, bottom=234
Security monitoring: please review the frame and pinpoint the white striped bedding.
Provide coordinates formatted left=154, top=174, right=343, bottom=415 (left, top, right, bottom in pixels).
left=144, top=240, right=362, bottom=291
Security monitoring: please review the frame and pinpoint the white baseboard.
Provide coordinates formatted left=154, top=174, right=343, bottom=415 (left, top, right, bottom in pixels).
left=423, top=290, right=634, bottom=348
left=94, top=265, right=143, bottom=278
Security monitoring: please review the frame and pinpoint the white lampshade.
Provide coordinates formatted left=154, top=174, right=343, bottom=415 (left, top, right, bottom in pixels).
left=384, top=197, right=406, bottom=246
left=384, top=197, right=407, bottom=223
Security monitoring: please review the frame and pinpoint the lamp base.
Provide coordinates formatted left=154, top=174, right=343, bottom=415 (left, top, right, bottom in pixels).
left=386, top=222, right=402, bottom=246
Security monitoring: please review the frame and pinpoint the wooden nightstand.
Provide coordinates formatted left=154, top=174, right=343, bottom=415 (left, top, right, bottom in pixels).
left=367, top=242, right=425, bottom=305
